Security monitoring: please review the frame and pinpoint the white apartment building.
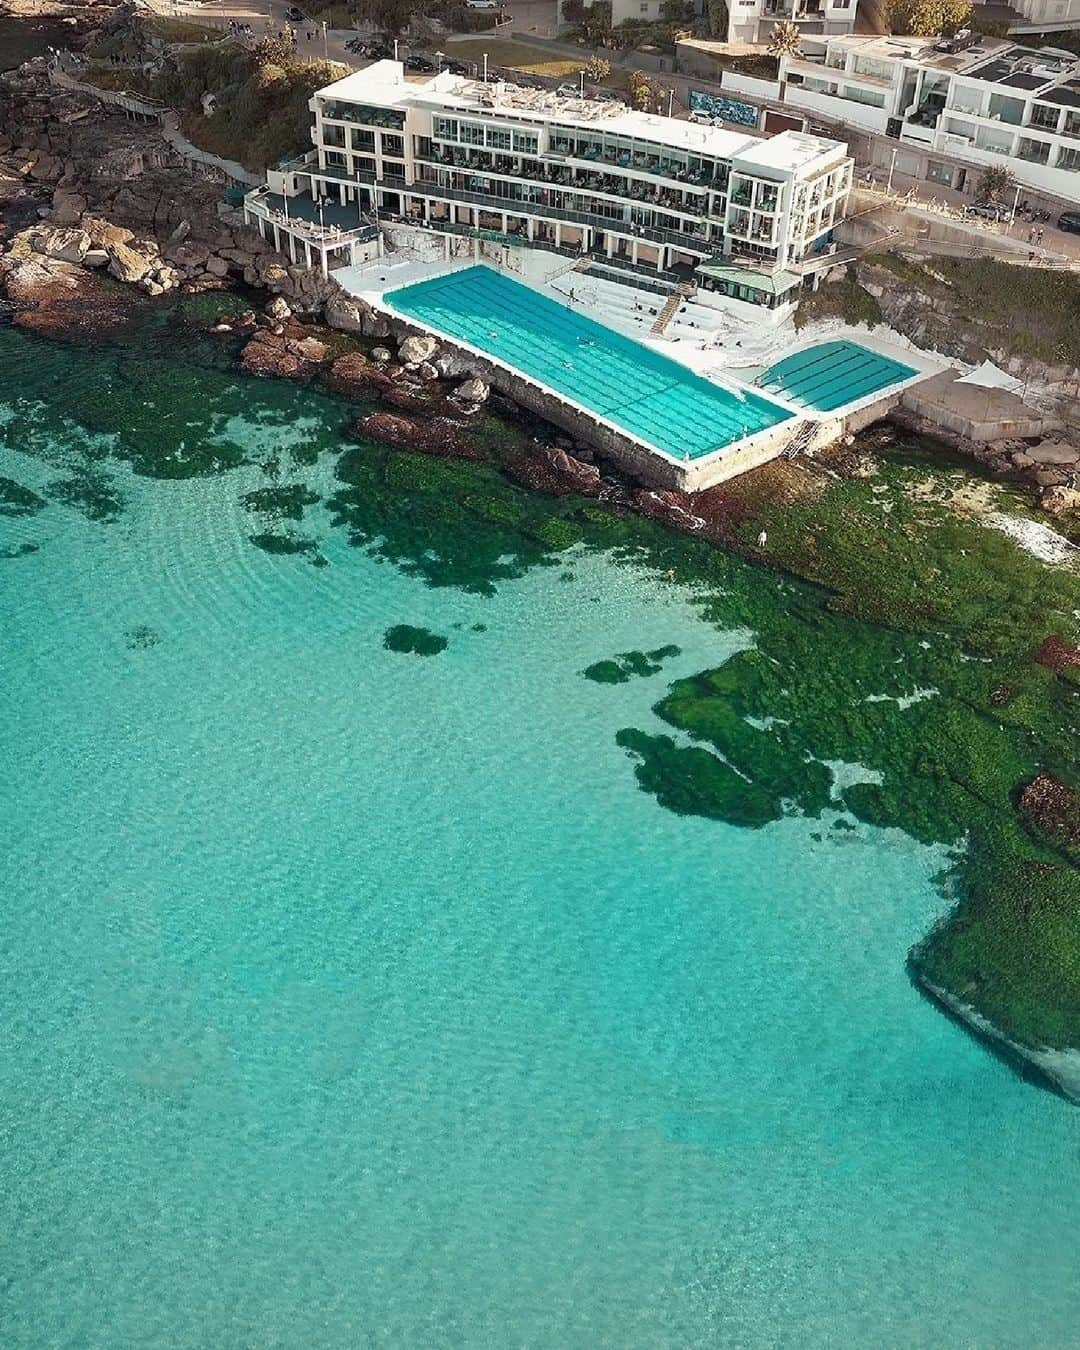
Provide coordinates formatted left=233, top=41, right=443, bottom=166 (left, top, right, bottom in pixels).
left=726, top=0, right=859, bottom=48
left=989, top=0, right=1080, bottom=29
left=243, top=60, right=853, bottom=313
left=779, top=34, right=1080, bottom=200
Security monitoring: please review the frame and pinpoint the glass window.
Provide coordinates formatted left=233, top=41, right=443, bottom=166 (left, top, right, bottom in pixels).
left=434, top=116, right=458, bottom=140
left=462, top=123, right=485, bottom=145
left=486, top=127, right=512, bottom=150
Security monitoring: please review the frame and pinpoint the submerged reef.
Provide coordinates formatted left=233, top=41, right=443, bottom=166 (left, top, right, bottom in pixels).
left=383, top=625, right=449, bottom=657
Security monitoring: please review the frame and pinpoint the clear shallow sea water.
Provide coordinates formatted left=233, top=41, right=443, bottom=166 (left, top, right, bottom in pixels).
left=1, top=316, right=1078, bottom=1348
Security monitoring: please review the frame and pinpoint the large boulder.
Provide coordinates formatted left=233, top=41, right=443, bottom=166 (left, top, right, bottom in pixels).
left=50, top=186, right=87, bottom=226
left=505, top=446, right=602, bottom=498
left=0, top=253, right=137, bottom=340
left=1027, top=441, right=1080, bottom=466
left=239, top=325, right=329, bottom=380
left=106, top=241, right=153, bottom=284
left=164, top=240, right=210, bottom=272
left=452, top=377, right=489, bottom=405
left=82, top=217, right=134, bottom=249
left=27, top=152, right=63, bottom=183
left=354, top=411, right=479, bottom=459
left=265, top=294, right=292, bottom=321
left=431, top=347, right=473, bottom=380
left=325, top=352, right=447, bottom=414
left=398, top=333, right=439, bottom=366
left=30, top=225, right=90, bottom=264
left=324, top=289, right=390, bottom=338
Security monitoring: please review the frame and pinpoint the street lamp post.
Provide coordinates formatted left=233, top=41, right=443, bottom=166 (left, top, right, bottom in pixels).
left=321, top=20, right=328, bottom=62
left=579, top=68, right=584, bottom=97
left=886, top=147, right=897, bottom=195
left=667, top=89, right=674, bottom=118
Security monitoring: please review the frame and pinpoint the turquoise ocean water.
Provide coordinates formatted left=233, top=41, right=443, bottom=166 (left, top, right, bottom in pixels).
left=1, top=314, right=1078, bottom=1347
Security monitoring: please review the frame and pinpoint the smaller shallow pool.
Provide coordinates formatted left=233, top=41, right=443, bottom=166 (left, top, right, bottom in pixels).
left=757, top=340, right=917, bottom=413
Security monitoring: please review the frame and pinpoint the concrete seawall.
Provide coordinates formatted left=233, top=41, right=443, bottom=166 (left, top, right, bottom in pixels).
left=377, top=310, right=826, bottom=492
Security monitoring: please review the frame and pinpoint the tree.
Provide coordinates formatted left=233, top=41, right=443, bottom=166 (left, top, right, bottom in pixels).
left=660, top=0, right=693, bottom=19
left=583, top=55, right=611, bottom=82
left=767, top=20, right=801, bottom=58
left=975, top=164, right=1015, bottom=204
left=561, top=0, right=586, bottom=22
left=578, top=0, right=613, bottom=44
left=888, top=0, right=972, bottom=37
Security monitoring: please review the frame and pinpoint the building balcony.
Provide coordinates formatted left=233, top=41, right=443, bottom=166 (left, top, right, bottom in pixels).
left=245, top=189, right=380, bottom=245
left=409, top=177, right=714, bottom=253
left=418, top=150, right=715, bottom=222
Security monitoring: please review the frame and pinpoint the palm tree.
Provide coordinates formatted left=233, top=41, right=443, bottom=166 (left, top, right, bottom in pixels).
left=768, top=20, right=801, bottom=59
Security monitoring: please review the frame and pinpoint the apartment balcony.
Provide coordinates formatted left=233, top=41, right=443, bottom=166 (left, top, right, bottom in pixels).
left=431, top=140, right=723, bottom=193
left=410, top=177, right=713, bottom=253
left=418, top=150, right=714, bottom=221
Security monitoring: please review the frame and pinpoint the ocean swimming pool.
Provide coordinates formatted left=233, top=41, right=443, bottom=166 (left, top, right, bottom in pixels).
left=757, top=339, right=918, bottom=413
left=385, top=266, right=792, bottom=460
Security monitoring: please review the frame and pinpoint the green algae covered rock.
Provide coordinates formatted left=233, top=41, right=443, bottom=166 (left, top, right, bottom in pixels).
left=383, top=625, right=448, bottom=657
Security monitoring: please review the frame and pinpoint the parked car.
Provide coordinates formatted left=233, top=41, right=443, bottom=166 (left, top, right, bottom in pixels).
left=965, top=202, right=1006, bottom=221
left=284, top=6, right=305, bottom=21
left=466, top=0, right=499, bottom=8
left=555, top=82, right=580, bottom=97
left=445, top=59, right=470, bottom=75
left=345, top=38, right=371, bottom=54
left=1058, top=211, right=1080, bottom=234
left=688, top=110, right=711, bottom=125
left=405, top=55, right=435, bottom=72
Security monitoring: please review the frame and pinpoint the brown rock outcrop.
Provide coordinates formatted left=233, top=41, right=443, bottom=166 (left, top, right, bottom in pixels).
left=238, top=325, right=331, bottom=380
left=354, top=411, right=479, bottom=458
left=1019, top=772, right=1080, bottom=852
left=1036, top=636, right=1080, bottom=670
left=504, top=447, right=603, bottom=498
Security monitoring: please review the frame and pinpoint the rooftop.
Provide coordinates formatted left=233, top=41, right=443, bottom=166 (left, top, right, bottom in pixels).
left=810, top=32, right=1080, bottom=85
left=316, top=61, right=848, bottom=169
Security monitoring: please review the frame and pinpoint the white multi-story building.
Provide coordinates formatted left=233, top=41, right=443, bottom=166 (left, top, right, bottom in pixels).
left=244, top=60, right=853, bottom=313
left=726, top=0, right=859, bottom=48
left=779, top=34, right=1080, bottom=200
left=987, top=0, right=1080, bottom=28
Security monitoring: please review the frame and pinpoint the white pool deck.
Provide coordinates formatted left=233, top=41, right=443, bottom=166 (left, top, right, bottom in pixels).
left=331, top=238, right=949, bottom=486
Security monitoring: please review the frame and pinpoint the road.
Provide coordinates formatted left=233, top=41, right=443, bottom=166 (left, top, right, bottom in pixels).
left=159, top=0, right=559, bottom=65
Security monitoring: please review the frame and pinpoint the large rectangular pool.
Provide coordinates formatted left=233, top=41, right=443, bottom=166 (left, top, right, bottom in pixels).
left=384, top=266, right=792, bottom=460
left=757, top=339, right=917, bottom=413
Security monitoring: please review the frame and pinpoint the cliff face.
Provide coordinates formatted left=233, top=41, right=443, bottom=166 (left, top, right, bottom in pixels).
left=853, top=254, right=1080, bottom=429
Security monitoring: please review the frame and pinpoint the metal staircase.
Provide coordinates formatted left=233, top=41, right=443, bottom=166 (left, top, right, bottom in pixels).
left=649, top=282, right=695, bottom=336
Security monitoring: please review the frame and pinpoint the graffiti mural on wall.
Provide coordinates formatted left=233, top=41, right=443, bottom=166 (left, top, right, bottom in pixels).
left=689, top=89, right=759, bottom=129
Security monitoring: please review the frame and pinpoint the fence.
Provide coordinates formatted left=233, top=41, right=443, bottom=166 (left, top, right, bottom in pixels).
left=49, top=59, right=262, bottom=189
